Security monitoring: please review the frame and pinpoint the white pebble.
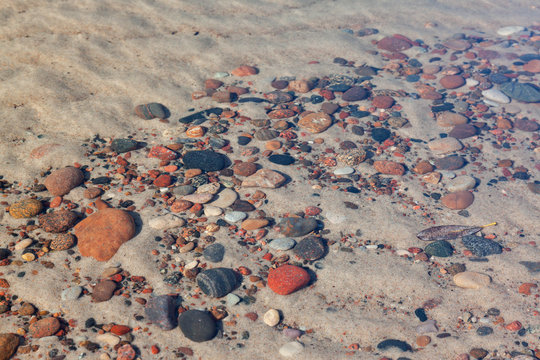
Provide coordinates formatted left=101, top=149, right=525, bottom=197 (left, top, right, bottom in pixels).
left=204, top=206, right=223, bottom=217
left=15, top=238, right=33, bottom=250
left=224, top=211, right=247, bottom=223
left=263, top=309, right=280, bottom=326
left=482, top=89, right=510, bottom=104
left=61, top=286, right=83, bottom=301
left=226, top=293, right=241, bottom=306
left=395, top=249, right=411, bottom=257
left=446, top=175, right=476, bottom=192
left=465, top=78, right=479, bottom=87
left=96, top=333, right=120, bottom=346
left=149, top=215, right=185, bottom=230
left=333, top=167, right=354, bottom=175
left=497, top=26, right=525, bottom=36
left=279, top=341, right=304, bottom=357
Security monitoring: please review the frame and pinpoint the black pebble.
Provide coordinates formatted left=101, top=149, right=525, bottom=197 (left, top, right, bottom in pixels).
left=414, top=308, right=427, bottom=322
left=371, top=128, right=391, bottom=142
left=237, top=136, right=252, bottom=146
left=476, top=326, right=493, bottom=336
left=183, top=150, right=227, bottom=172
left=145, top=295, right=178, bottom=330
left=0, top=248, right=11, bottom=261
left=268, top=154, right=295, bottom=166
left=376, top=339, right=412, bottom=352
left=196, top=268, right=237, bottom=298
left=203, top=243, right=225, bottom=263
left=178, top=310, right=217, bottom=342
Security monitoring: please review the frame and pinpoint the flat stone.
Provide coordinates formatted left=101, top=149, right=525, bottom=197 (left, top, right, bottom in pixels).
left=372, top=95, right=394, bottom=108
left=268, top=265, right=310, bottom=295
left=182, top=193, right=213, bottom=204
left=224, top=211, right=247, bottom=223
left=203, top=243, right=225, bottom=263
left=241, top=169, right=286, bottom=188
left=425, top=240, right=454, bottom=257
left=442, top=39, right=471, bottom=51
left=441, top=191, right=474, bottom=210
left=208, top=188, right=238, bottom=208
left=462, top=235, right=502, bottom=256
left=482, top=89, right=510, bottom=104
left=29, top=317, right=60, bottom=338
left=9, top=198, right=43, bottom=219
left=174, top=185, right=195, bottom=196
left=371, top=128, right=391, bottom=142
left=453, top=271, right=491, bottom=289
left=437, top=112, right=469, bottom=127
left=0, top=333, right=19, bottom=360
left=269, top=238, right=296, bottom=251
left=434, top=155, right=466, bottom=170
left=96, top=333, right=120, bottom=347
left=196, top=268, right=237, bottom=298
left=428, top=137, right=463, bottom=155
left=178, top=310, right=217, bottom=342
left=61, top=286, right=83, bottom=301
left=111, top=139, right=139, bottom=153
left=515, top=118, right=540, bottom=132
left=39, top=210, right=78, bottom=233
left=241, top=218, right=269, bottom=230
left=254, top=129, right=280, bottom=140
left=298, top=112, right=333, bottom=133
left=278, top=217, right=318, bottom=237
left=373, top=160, right=405, bottom=175
left=279, top=342, right=304, bottom=357
left=203, top=206, right=223, bottom=217
left=416, top=319, right=438, bottom=334
left=92, top=280, right=116, bottom=302
left=44, top=167, right=84, bottom=196
left=500, top=81, right=540, bottom=103
left=134, top=103, right=168, bottom=119
left=342, top=86, right=368, bottom=101
left=440, top=75, right=465, bottom=89
left=497, top=26, right=525, bottom=36
left=148, top=215, right=185, bottom=230
left=268, top=154, right=295, bottom=166
left=376, top=339, right=412, bottom=352
left=182, top=150, right=227, bottom=172
left=293, top=236, right=326, bottom=260
left=524, top=59, right=540, bottom=73
left=265, top=91, right=293, bottom=104
left=448, top=124, right=477, bottom=139
left=196, top=183, right=221, bottom=195
left=377, top=36, right=412, bottom=52
left=447, top=176, right=476, bottom=192
left=145, top=295, right=178, bottom=330
left=334, top=167, right=354, bottom=175
left=288, top=79, right=313, bottom=93
left=231, top=65, right=258, bottom=76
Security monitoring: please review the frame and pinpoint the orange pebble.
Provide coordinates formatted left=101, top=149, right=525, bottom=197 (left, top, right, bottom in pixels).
left=163, top=165, right=178, bottom=172
left=49, top=196, right=62, bottom=208
left=151, top=345, right=160, bottom=354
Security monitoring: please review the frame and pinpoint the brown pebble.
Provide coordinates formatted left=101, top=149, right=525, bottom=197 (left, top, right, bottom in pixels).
left=83, top=187, right=103, bottom=199
left=373, top=160, right=405, bottom=175
left=233, top=162, right=258, bottom=177
left=469, top=348, right=488, bottom=359
left=372, top=95, right=394, bottom=109
left=440, top=75, right=465, bottom=89
left=92, top=280, right=117, bottom=302
left=288, top=80, right=314, bottom=93
left=416, top=335, right=431, bottom=347
left=441, top=191, right=474, bottom=210
left=413, top=161, right=434, bottom=174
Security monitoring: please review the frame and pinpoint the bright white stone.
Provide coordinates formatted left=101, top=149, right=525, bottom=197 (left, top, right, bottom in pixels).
left=482, top=89, right=510, bottom=104
left=15, top=238, right=33, bottom=250
left=226, top=293, right=241, bottom=306
left=334, top=167, right=354, bottom=175
left=149, top=215, right=185, bottom=230
left=263, top=309, right=280, bottom=327
left=279, top=341, right=304, bottom=357
left=465, top=78, right=479, bottom=87
left=203, top=206, right=223, bottom=217
left=497, top=26, right=525, bottom=36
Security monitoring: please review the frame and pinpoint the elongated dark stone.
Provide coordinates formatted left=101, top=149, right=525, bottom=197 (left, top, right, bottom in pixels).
left=196, top=268, right=237, bottom=298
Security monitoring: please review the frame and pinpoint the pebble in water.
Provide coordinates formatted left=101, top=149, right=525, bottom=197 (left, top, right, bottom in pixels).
left=178, top=310, right=217, bottom=342
left=293, top=236, right=326, bottom=260
left=376, top=339, right=412, bottom=352
left=268, top=265, right=310, bottom=295
left=416, top=319, right=438, bottom=334
left=446, top=176, right=476, bottom=192
left=278, top=217, right=318, bottom=237
left=269, top=238, right=296, bottom=251
left=461, top=235, right=502, bottom=256
left=279, top=341, right=304, bottom=357
left=196, top=268, right=238, bottom=298
left=61, top=286, right=83, bottom=301
left=476, top=326, right=493, bottom=336
left=224, top=211, right=247, bottom=223
left=145, top=295, right=178, bottom=330
left=182, top=150, right=227, bottom=172
left=203, top=243, right=225, bottom=263
left=453, top=271, right=491, bottom=289
left=482, top=89, right=510, bottom=104
left=424, top=240, right=454, bottom=257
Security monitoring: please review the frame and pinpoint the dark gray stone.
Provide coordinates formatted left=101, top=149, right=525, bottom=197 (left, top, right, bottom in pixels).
left=462, top=235, right=502, bottom=257
left=376, top=339, right=412, bottom=352
left=145, top=295, right=178, bottom=330
left=342, top=86, right=368, bottom=101
left=278, top=217, right=318, bottom=237
left=196, top=268, right=237, bottom=298
left=178, top=310, right=217, bottom=342
left=424, top=240, right=454, bottom=257
left=203, top=244, right=225, bottom=263
left=500, top=82, right=540, bottom=103
left=183, top=150, right=227, bottom=172
left=111, top=139, right=139, bottom=153
left=293, top=236, right=326, bottom=261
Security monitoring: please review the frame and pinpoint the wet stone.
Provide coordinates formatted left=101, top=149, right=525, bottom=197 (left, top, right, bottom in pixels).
left=441, top=191, right=474, bottom=210
left=145, top=295, right=178, bottom=330
left=178, top=310, right=217, bottom=342
left=448, top=124, right=477, bottom=139
left=254, top=129, right=280, bottom=140
left=111, top=139, right=139, bottom=153
left=268, top=154, right=295, bottom=166
left=476, top=326, right=493, bottom=336
left=377, top=36, right=412, bottom=52
left=342, top=86, right=368, bottom=101
left=424, top=240, right=454, bottom=258
left=237, top=136, right=251, bottom=146
left=268, top=265, right=310, bottom=295
left=39, top=210, right=78, bottom=233
left=462, top=235, right=502, bottom=257
left=135, top=103, right=168, bottom=119
left=278, top=217, right=318, bottom=237
left=9, top=199, right=43, bottom=219
left=415, top=308, right=427, bottom=322
left=269, top=238, right=296, bottom=251
left=514, top=118, right=540, bottom=132
left=500, top=82, right=540, bottom=103
left=183, top=150, right=227, bottom=172
left=376, top=339, right=412, bottom=352
left=434, top=156, right=466, bottom=170
left=293, top=236, right=326, bottom=260
left=371, top=128, right=391, bottom=142
left=203, top=243, right=225, bottom=263
left=266, top=91, right=294, bottom=104
left=196, top=268, right=237, bottom=298
left=230, top=199, right=255, bottom=212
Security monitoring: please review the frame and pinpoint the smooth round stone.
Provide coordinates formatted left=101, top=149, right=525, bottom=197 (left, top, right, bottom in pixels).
left=462, top=235, right=502, bottom=256
left=268, top=154, right=295, bottom=166
left=145, top=295, right=178, bottom=330
left=293, top=236, right=326, bottom=260
left=178, top=310, right=217, bottom=342
left=203, top=206, right=223, bottom=217
left=183, top=150, right=227, bottom=172
left=466, top=78, right=479, bottom=87
left=497, top=26, right=525, bottom=36
left=434, top=156, right=466, bottom=170
left=96, top=333, right=120, bottom=347
left=61, top=286, right=83, bottom=301
left=269, top=238, right=296, bottom=251
left=92, top=280, right=117, bottom=302
left=342, top=86, right=368, bottom=101
left=29, top=318, right=61, bottom=338
left=424, top=240, right=454, bottom=257
left=453, top=271, right=491, bottom=289
left=196, top=183, right=221, bottom=195
left=377, top=36, right=412, bottom=52
left=241, top=169, right=286, bottom=188
left=230, top=200, right=255, bottom=212
left=298, top=112, right=333, bottom=133
left=449, top=124, right=477, bottom=139
left=9, top=199, right=43, bottom=219
left=500, top=81, right=540, bottom=103
left=279, top=341, right=304, bottom=357
left=428, top=138, right=463, bottom=155
left=447, top=176, right=476, bottom=192
left=268, top=265, right=310, bottom=295
left=224, top=211, right=247, bottom=223
left=209, top=188, right=238, bottom=208
left=437, top=112, right=468, bottom=127
left=476, top=326, right=493, bottom=336
left=441, top=191, right=474, bottom=210
left=134, top=103, right=168, bottom=119
left=373, top=160, right=405, bottom=175
left=174, top=185, right=195, bottom=196
left=283, top=328, right=302, bottom=339
left=237, top=136, right=251, bottom=146
left=255, top=129, right=280, bottom=140
left=226, top=293, right=241, bottom=306
left=371, top=128, right=391, bottom=142
left=515, top=118, right=540, bottom=132
left=440, top=75, right=465, bottom=89
left=442, top=39, right=471, bottom=51
left=334, top=167, right=354, bottom=176
left=263, top=309, right=280, bottom=327
left=111, top=139, right=138, bottom=153
left=149, top=215, right=185, bottom=230
left=196, top=268, right=237, bottom=298
left=203, top=243, right=225, bottom=263
left=278, top=217, right=318, bottom=237
left=482, top=89, right=510, bottom=104
left=182, top=193, right=213, bottom=204
left=44, top=167, right=85, bottom=196
left=0, top=333, right=19, bottom=360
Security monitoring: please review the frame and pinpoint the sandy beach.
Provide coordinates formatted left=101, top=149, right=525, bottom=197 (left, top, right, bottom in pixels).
left=0, top=1, right=539, bottom=359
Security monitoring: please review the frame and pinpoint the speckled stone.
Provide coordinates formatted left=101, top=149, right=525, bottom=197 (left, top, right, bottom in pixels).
left=268, top=265, right=310, bottom=295
left=51, top=233, right=76, bottom=251
left=278, top=217, right=318, bottom=237
left=461, top=235, right=502, bottom=256
left=293, top=236, right=326, bottom=260
left=196, top=268, right=237, bottom=298
left=298, top=112, right=333, bottom=133
left=178, top=310, right=217, bottom=342
left=9, top=199, right=43, bottom=219
left=145, top=295, right=178, bottom=330
left=29, top=317, right=60, bottom=338
left=424, top=240, right=454, bottom=257
left=39, top=210, right=78, bottom=233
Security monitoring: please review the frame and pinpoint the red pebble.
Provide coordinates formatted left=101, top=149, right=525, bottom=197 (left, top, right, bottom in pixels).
left=268, top=265, right=310, bottom=295
left=148, top=146, right=178, bottom=161
left=304, top=206, right=322, bottom=216
left=153, top=174, right=172, bottom=187
left=505, top=321, right=522, bottom=331
left=117, top=344, right=136, bottom=360
left=519, top=283, right=537, bottom=296
left=151, top=345, right=160, bottom=354
left=245, top=312, right=258, bottom=321
left=110, top=324, right=131, bottom=336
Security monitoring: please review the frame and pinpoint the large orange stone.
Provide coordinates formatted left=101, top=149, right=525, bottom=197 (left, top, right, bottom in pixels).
left=74, top=208, right=136, bottom=261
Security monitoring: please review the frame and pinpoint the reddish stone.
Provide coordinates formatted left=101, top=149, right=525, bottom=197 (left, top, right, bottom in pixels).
left=233, top=162, right=258, bottom=177
left=523, top=59, right=540, bottom=73
left=372, top=95, right=394, bottom=109
left=171, top=200, right=193, bottom=213
left=110, top=325, right=131, bottom=336
left=204, top=79, right=224, bottom=89
left=304, top=206, right=322, bottom=216
left=518, top=282, right=537, bottom=295
left=268, top=109, right=296, bottom=119
left=298, top=112, right=333, bottom=133
left=0, top=333, right=19, bottom=360
left=148, top=146, right=178, bottom=161
left=44, top=167, right=84, bottom=196
left=30, top=143, right=61, bottom=159
left=153, top=174, right=172, bottom=187
left=241, top=169, right=286, bottom=188
left=74, top=208, right=136, bottom=261
left=29, top=317, right=61, bottom=338
left=267, top=265, right=310, bottom=295
left=413, top=161, right=434, bottom=175
left=117, top=344, right=136, bottom=360
left=212, top=91, right=232, bottom=103
left=288, top=80, right=313, bottom=93
left=505, top=321, right=522, bottom=331
left=83, top=187, right=102, bottom=199
left=377, top=36, right=412, bottom=52
left=39, top=209, right=78, bottom=233
left=245, top=312, right=258, bottom=321
left=227, top=85, right=249, bottom=95
left=441, top=191, right=474, bottom=210
left=440, top=75, right=465, bottom=89
left=92, top=280, right=117, bottom=302
left=373, top=160, right=405, bottom=175
left=231, top=65, right=258, bottom=76
left=241, top=219, right=269, bottom=230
